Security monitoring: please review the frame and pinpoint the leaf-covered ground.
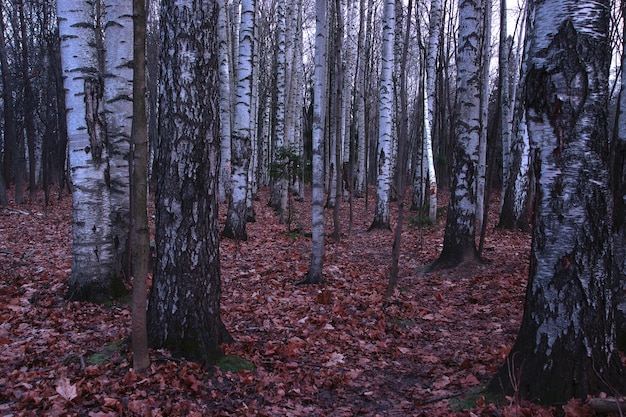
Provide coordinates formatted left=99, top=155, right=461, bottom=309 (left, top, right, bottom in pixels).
left=0, top=186, right=592, bottom=416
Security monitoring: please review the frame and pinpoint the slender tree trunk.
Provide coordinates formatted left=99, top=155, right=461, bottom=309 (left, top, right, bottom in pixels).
left=369, top=0, right=394, bottom=231
left=217, top=0, right=233, bottom=204
left=223, top=0, right=254, bottom=241
left=489, top=1, right=626, bottom=404
left=0, top=12, right=19, bottom=199
left=147, top=0, right=231, bottom=363
left=18, top=0, right=38, bottom=201
left=131, top=0, right=150, bottom=373
left=424, top=0, right=442, bottom=222
left=475, top=0, right=491, bottom=233
left=387, top=0, right=412, bottom=297
left=300, top=0, right=327, bottom=285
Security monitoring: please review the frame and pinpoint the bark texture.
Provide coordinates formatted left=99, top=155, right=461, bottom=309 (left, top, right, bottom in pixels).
left=490, top=3, right=625, bottom=404
left=147, top=0, right=231, bottom=363
left=429, top=0, right=483, bottom=270
left=369, top=0, right=394, bottom=231
left=223, top=0, right=254, bottom=241
left=301, top=0, right=327, bottom=285
left=58, top=0, right=124, bottom=302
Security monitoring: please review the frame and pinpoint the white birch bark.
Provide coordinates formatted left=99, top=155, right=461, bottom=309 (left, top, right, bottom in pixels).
left=58, top=0, right=119, bottom=301
left=354, top=0, right=367, bottom=198
left=270, top=0, right=288, bottom=221
left=424, top=0, right=442, bottom=222
left=102, top=0, right=133, bottom=277
left=369, top=0, right=394, bottom=230
left=491, top=0, right=623, bottom=403
left=217, top=0, right=233, bottom=203
left=223, top=0, right=254, bottom=241
left=429, top=0, right=483, bottom=269
left=301, top=0, right=327, bottom=285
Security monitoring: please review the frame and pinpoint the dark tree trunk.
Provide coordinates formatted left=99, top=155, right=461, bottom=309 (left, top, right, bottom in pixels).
left=0, top=12, right=19, bottom=197
left=147, top=0, right=232, bottom=363
left=130, top=0, right=150, bottom=373
left=489, top=8, right=626, bottom=405
left=18, top=0, right=38, bottom=201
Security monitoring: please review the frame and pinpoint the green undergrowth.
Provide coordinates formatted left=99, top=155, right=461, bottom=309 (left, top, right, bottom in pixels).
left=449, top=384, right=505, bottom=411
left=87, top=339, right=127, bottom=366
left=216, top=355, right=255, bottom=373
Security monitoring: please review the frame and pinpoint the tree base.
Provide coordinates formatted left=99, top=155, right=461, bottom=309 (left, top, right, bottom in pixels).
left=296, top=272, right=325, bottom=285
left=221, top=225, right=248, bottom=241
left=367, top=219, right=391, bottom=232
left=427, top=244, right=481, bottom=272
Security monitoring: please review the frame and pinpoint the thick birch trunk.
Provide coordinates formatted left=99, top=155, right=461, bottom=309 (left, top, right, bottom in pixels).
left=429, top=0, right=482, bottom=270
left=147, top=0, right=231, bottom=363
left=58, top=0, right=122, bottom=302
left=490, top=1, right=625, bottom=403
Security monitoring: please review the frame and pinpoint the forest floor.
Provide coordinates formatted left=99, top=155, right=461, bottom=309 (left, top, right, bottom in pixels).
left=0, top=185, right=601, bottom=416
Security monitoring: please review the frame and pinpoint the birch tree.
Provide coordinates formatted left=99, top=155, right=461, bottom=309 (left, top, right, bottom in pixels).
left=217, top=0, right=233, bottom=203
left=58, top=0, right=124, bottom=302
left=429, top=0, right=483, bottom=269
left=489, top=0, right=626, bottom=403
left=424, top=0, right=442, bottom=222
left=103, top=0, right=134, bottom=278
left=269, top=0, right=288, bottom=220
left=498, top=5, right=532, bottom=231
left=223, top=0, right=255, bottom=241
left=369, top=0, right=394, bottom=231
left=300, top=0, right=327, bottom=285
left=354, top=0, right=367, bottom=198
left=147, top=0, right=232, bottom=362
left=614, top=1, right=626, bottom=335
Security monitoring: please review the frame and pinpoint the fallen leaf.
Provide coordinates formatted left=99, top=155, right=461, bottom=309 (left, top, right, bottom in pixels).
left=55, top=377, right=78, bottom=402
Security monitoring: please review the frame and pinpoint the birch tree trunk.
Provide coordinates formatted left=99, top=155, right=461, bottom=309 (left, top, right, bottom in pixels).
left=429, top=0, right=483, bottom=270
left=498, top=6, right=532, bottom=231
left=369, top=0, right=394, bottom=231
left=424, top=0, right=442, bottom=222
left=613, top=0, right=626, bottom=342
left=223, top=0, right=254, bottom=241
left=147, top=0, right=231, bottom=363
left=270, top=0, right=288, bottom=221
left=58, top=0, right=124, bottom=302
left=490, top=0, right=626, bottom=403
left=354, top=0, right=367, bottom=198
left=17, top=1, right=38, bottom=201
left=103, top=0, right=134, bottom=279
left=300, top=0, right=327, bottom=285
left=475, top=0, right=491, bottom=234
left=217, top=0, right=233, bottom=203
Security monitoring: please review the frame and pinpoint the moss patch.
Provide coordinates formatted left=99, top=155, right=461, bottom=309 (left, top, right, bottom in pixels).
left=216, top=355, right=255, bottom=373
left=87, top=339, right=127, bottom=365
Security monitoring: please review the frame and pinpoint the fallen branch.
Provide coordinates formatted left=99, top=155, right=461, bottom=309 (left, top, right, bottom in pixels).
left=588, top=397, right=626, bottom=415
